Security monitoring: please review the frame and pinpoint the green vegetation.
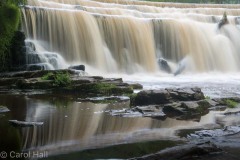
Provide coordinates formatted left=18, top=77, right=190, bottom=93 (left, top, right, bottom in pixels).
left=225, top=99, right=239, bottom=108
left=42, top=72, right=72, bottom=87
left=128, top=93, right=137, bottom=106
left=0, top=4, right=20, bottom=71
left=79, top=83, right=118, bottom=95
left=144, top=0, right=240, bottom=3
left=205, top=96, right=211, bottom=100
left=0, top=0, right=27, bottom=72
left=0, top=0, right=27, bottom=6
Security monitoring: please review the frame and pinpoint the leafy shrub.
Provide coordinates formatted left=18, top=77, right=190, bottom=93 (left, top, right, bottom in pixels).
left=0, top=3, right=20, bottom=71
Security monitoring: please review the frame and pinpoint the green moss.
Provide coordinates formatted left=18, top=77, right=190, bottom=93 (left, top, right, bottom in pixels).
left=42, top=72, right=71, bottom=87
left=81, top=83, right=118, bottom=95
left=124, top=93, right=137, bottom=106
left=225, top=99, right=238, bottom=108
left=205, top=96, right=211, bottom=100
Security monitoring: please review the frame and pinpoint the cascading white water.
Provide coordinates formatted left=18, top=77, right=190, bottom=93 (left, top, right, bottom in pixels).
left=21, top=0, right=240, bottom=73
left=25, top=39, right=68, bottom=70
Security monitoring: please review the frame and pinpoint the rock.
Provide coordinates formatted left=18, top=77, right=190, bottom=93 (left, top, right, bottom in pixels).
left=9, top=120, right=44, bottom=127
left=26, top=63, right=53, bottom=71
left=0, top=106, right=10, bottom=113
left=133, top=87, right=205, bottom=106
left=26, top=53, right=42, bottom=64
left=0, top=77, right=22, bottom=86
left=212, top=97, right=240, bottom=108
left=110, top=105, right=166, bottom=120
left=25, top=40, right=36, bottom=52
left=79, top=96, right=130, bottom=103
left=163, top=100, right=210, bottom=120
left=218, top=12, right=229, bottom=29
left=68, top=65, right=85, bottom=71
left=130, top=141, right=222, bottom=160
left=157, top=58, right=172, bottom=73
left=129, top=83, right=143, bottom=89
left=0, top=69, right=76, bottom=79
left=49, top=57, right=58, bottom=69
left=188, top=126, right=240, bottom=139
left=0, top=70, right=133, bottom=96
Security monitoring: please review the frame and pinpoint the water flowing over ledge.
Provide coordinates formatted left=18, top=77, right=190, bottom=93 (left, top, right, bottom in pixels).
left=21, top=0, right=240, bottom=74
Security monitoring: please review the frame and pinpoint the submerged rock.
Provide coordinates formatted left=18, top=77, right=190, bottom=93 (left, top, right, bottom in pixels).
left=9, top=120, right=44, bottom=127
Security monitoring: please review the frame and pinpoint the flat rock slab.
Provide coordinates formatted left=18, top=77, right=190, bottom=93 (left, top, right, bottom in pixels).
left=188, top=126, right=240, bottom=139
left=79, top=96, right=130, bottom=103
left=0, top=70, right=134, bottom=96
left=9, top=120, right=44, bottom=127
left=0, top=106, right=10, bottom=113
left=132, top=87, right=204, bottom=106
left=163, top=100, right=211, bottom=120
left=109, top=105, right=166, bottom=120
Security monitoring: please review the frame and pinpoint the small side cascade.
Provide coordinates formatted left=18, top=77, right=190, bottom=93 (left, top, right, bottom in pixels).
left=25, top=40, right=68, bottom=71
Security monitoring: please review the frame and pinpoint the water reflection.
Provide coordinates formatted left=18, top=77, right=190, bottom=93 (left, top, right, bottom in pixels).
left=0, top=94, right=235, bottom=157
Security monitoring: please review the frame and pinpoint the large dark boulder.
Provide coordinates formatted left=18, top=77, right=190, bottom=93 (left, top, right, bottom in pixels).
left=158, top=58, right=172, bottom=73
left=133, top=87, right=205, bottom=106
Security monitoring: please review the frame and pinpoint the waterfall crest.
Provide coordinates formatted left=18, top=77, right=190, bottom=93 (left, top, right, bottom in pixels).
left=22, top=0, right=240, bottom=73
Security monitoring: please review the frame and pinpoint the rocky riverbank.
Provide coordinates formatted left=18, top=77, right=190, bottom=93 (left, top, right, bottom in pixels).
left=0, top=69, right=140, bottom=96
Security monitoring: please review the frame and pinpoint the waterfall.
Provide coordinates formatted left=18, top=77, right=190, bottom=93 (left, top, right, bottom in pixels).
left=21, top=0, right=240, bottom=73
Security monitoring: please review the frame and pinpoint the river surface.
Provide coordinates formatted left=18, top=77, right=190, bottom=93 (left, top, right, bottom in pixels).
left=0, top=74, right=240, bottom=159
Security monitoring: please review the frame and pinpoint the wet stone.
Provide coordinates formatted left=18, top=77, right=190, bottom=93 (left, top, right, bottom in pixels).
left=0, top=106, right=10, bottom=113
left=9, top=120, right=44, bottom=127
